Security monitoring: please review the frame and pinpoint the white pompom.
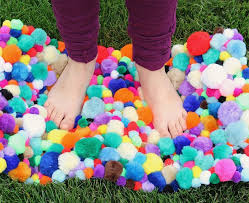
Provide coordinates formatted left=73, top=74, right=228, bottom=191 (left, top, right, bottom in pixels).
left=110, top=70, right=119, bottom=79
left=32, top=79, right=44, bottom=90
left=171, top=44, right=185, bottom=58
left=223, top=28, right=234, bottom=40
left=43, top=45, right=59, bottom=65
left=240, top=110, right=249, bottom=128
left=199, top=170, right=211, bottom=185
left=187, top=70, right=202, bottom=89
left=234, top=77, right=246, bottom=88
left=23, top=114, right=45, bottom=138
left=240, top=154, right=249, bottom=169
left=58, top=152, right=80, bottom=174
left=123, top=106, right=138, bottom=122
left=4, top=62, right=12, bottom=72
left=223, top=57, right=242, bottom=75
left=117, top=143, right=138, bottom=160
left=219, top=79, right=235, bottom=96
left=201, top=64, right=227, bottom=89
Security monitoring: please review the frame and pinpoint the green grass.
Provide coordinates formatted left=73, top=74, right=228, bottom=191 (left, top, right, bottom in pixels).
left=0, top=0, right=249, bottom=202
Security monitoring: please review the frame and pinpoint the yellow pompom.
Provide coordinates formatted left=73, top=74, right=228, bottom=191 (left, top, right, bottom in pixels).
left=143, top=153, right=163, bottom=175
left=192, top=166, right=202, bottom=178
left=31, top=173, right=39, bottom=181
left=226, top=95, right=235, bottom=101
left=19, top=55, right=30, bottom=65
left=201, top=130, right=210, bottom=137
left=102, top=89, right=112, bottom=98
left=184, top=42, right=188, bottom=52
left=147, top=129, right=160, bottom=144
left=219, top=51, right=231, bottom=61
left=47, top=129, right=68, bottom=144
left=122, top=136, right=132, bottom=143
left=0, top=47, right=2, bottom=57
left=97, top=124, right=107, bottom=134
left=134, top=100, right=143, bottom=108
left=3, top=20, right=11, bottom=27
left=0, top=158, right=7, bottom=173
left=111, top=50, right=122, bottom=60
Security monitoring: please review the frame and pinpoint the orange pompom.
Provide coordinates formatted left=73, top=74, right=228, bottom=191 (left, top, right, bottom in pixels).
left=242, top=65, right=248, bottom=70
left=75, top=127, right=91, bottom=139
left=40, top=175, right=52, bottom=185
left=120, top=44, right=133, bottom=60
left=47, top=65, right=52, bottom=71
left=2, top=44, right=22, bottom=64
left=8, top=162, right=31, bottom=182
left=27, top=82, right=34, bottom=89
left=8, top=79, right=18, bottom=85
left=186, top=112, right=200, bottom=129
left=13, top=125, right=19, bottom=134
left=83, top=168, right=94, bottom=179
left=189, top=57, right=197, bottom=64
left=242, top=84, right=249, bottom=93
left=21, top=25, right=29, bottom=34
left=114, top=88, right=135, bottom=103
left=58, top=41, right=65, bottom=52
left=0, top=143, right=4, bottom=151
left=137, top=106, right=153, bottom=125
left=201, top=115, right=218, bottom=132
left=165, top=57, right=173, bottom=66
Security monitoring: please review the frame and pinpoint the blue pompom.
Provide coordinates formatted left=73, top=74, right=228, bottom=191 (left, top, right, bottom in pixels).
left=227, top=40, right=246, bottom=59
left=237, top=165, right=243, bottom=173
left=183, top=95, right=200, bottom=112
left=11, top=62, right=29, bottom=81
left=208, top=102, right=221, bottom=118
left=74, top=115, right=82, bottom=128
left=118, top=61, right=128, bottom=68
left=125, top=161, right=144, bottom=181
left=31, top=28, right=47, bottom=45
left=198, top=96, right=206, bottom=103
left=148, top=171, right=166, bottom=192
left=121, top=117, right=130, bottom=127
left=124, top=102, right=135, bottom=108
left=4, top=154, right=20, bottom=173
left=26, top=72, right=35, bottom=82
left=133, top=152, right=146, bottom=164
left=125, top=80, right=134, bottom=87
left=99, top=147, right=120, bottom=162
left=40, top=152, right=60, bottom=177
left=108, top=78, right=127, bottom=94
left=10, top=29, right=22, bottom=38
left=194, top=55, right=203, bottom=63
left=242, top=68, right=249, bottom=79
left=173, top=136, right=191, bottom=154
left=4, top=72, right=12, bottom=81
left=52, top=169, right=66, bottom=183
left=170, top=180, right=179, bottom=192
left=3, top=105, right=14, bottom=114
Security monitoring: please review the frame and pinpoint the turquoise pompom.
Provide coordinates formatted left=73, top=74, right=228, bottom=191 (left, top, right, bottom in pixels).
left=210, top=129, right=226, bottom=145
left=213, top=144, right=232, bottom=159
left=30, top=138, right=43, bottom=155
left=179, top=146, right=198, bottom=165
left=176, top=167, right=193, bottom=189
left=17, top=35, right=35, bottom=52
left=9, top=97, right=26, bottom=113
left=195, top=151, right=214, bottom=170
left=87, top=85, right=103, bottom=99
left=173, top=53, right=189, bottom=71
left=202, top=48, right=220, bottom=65
left=103, top=132, right=122, bottom=148
left=37, top=94, right=48, bottom=106
left=31, top=28, right=47, bottom=45
left=20, top=85, right=32, bottom=100
left=47, top=144, right=64, bottom=153
left=45, top=120, right=58, bottom=133
left=133, top=152, right=146, bottom=164
left=158, top=137, right=175, bottom=156
left=31, top=62, right=48, bottom=80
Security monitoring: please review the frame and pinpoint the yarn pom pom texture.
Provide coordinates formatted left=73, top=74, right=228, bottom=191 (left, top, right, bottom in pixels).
left=0, top=19, right=249, bottom=193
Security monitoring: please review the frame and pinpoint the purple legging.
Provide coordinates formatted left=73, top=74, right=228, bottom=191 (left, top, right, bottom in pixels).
left=51, top=0, right=177, bottom=71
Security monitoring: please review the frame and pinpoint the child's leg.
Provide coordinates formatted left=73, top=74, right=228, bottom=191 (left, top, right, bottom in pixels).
left=125, top=0, right=186, bottom=137
left=45, top=0, right=99, bottom=129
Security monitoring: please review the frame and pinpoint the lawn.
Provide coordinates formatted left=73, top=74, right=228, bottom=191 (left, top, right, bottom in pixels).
left=0, top=0, right=249, bottom=202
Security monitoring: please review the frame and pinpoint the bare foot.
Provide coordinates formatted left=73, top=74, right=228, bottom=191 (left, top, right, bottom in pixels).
left=44, top=57, right=96, bottom=130
left=136, top=63, right=187, bottom=138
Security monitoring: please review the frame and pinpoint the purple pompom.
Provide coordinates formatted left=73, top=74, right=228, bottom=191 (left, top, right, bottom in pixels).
left=178, top=80, right=195, bottom=96
left=94, top=113, right=111, bottom=125
left=116, top=176, right=126, bottom=186
left=218, top=101, right=242, bottom=126
left=145, top=144, right=160, bottom=156
left=0, top=94, right=8, bottom=110
left=191, top=137, right=213, bottom=153
left=189, top=123, right=204, bottom=135
left=93, top=164, right=105, bottom=178
left=0, top=113, right=15, bottom=133
left=232, top=171, right=241, bottom=183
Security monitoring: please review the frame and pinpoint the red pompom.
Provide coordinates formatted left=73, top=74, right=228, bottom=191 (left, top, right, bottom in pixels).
left=139, top=133, right=147, bottom=142
left=138, top=147, right=146, bottom=154
left=27, top=26, right=35, bottom=35
left=164, top=158, right=174, bottom=166
left=187, top=31, right=210, bottom=56
left=94, top=159, right=102, bottom=167
left=127, top=121, right=138, bottom=132
left=244, top=145, right=249, bottom=156
left=97, top=46, right=109, bottom=64
left=27, top=47, right=37, bottom=57
left=133, top=181, right=142, bottom=191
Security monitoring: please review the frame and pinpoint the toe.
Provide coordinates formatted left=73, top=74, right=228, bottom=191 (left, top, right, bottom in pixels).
left=54, top=112, right=65, bottom=127
left=60, top=115, right=75, bottom=130
left=46, top=104, right=55, bottom=118
left=179, top=117, right=187, bottom=131
left=182, top=110, right=187, bottom=119
left=162, top=129, right=171, bottom=138
left=44, top=100, right=50, bottom=107
left=169, top=121, right=178, bottom=138
left=50, top=109, right=58, bottom=121
left=175, top=121, right=183, bottom=135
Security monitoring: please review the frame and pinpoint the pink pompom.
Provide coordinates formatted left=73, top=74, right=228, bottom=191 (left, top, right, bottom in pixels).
left=107, top=47, right=114, bottom=55
left=103, top=97, right=114, bottom=104
left=45, top=36, right=51, bottom=45
left=89, top=75, right=98, bottom=85
left=206, top=88, right=216, bottom=97
left=128, top=87, right=138, bottom=96
left=183, top=161, right=195, bottom=169
left=233, top=88, right=243, bottom=97
left=0, top=41, right=6, bottom=48
left=0, top=26, right=10, bottom=34
left=0, top=80, right=8, bottom=88
left=215, top=159, right=236, bottom=182
left=124, top=74, right=133, bottom=81
left=89, top=122, right=98, bottom=131
left=103, top=76, right=112, bottom=87
left=195, top=88, right=203, bottom=96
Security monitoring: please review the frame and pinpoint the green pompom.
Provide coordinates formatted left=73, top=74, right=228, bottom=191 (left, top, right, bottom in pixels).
left=231, top=156, right=241, bottom=166
left=17, top=35, right=35, bottom=52
left=87, top=85, right=103, bottom=99
left=8, top=134, right=25, bottom=155
left=41, top=140, right=52, bottom=151
left=210, top=129, right=226, bottom=145
left=105, top=103, right=113, bottom=111
left=75, top=137, right=102, bottom=159
left=20, top=85, right=32, bottom=100
left=97, top=75, right=104, bottom=85
left=176, top=167, right=193, bottom=189
left=131, top=135, right=142, bottom=147
left=158, top=137, right=175, bottom=156
left=117, top=65, right=127, bottom=74
left=49, top=38, right=58, bottom=48
left=11, top=19, right=24, bottom=30
left=120, top=56, right=131, bottom=65
left=103, top=132, right=122, bottom=148
left=37, top=94, right=48, bottom=106
left=78, top=117, right=88, bottom=128
left=120, top=158, right=129, bottom=167
left=29, top=155, right=41, bottom=167
left=4, top=134, right=10, bottom=140
left=210, top=173, right=220, bottom=184
left=46, top=120, right=58, bottom=133
left=7, top=37, right=18, bottom=45
left=213, top=144, right=232, bottom=159
left=136, top=120, right=145, bottom=127
left=31, top=62, right=48, bottom=80
left=236, top=93, right=249, bottom=110
left=9, top=97, right=26, bottom=113
left=203, top=48, right=220, bottom=65
left=179, top=146, right=198, bottom=165
left=173, top=53, right=189, bottom=71
left=47, top=143, right=64, bottom=153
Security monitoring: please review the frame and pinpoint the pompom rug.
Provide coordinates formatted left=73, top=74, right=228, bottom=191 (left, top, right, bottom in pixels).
left=0, top=19, right=249, bottom=193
